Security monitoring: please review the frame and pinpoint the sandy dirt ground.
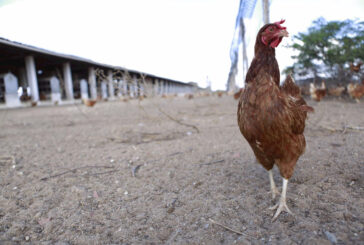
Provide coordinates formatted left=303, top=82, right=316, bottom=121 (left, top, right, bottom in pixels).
left=0, top=95, right=363, bottom=244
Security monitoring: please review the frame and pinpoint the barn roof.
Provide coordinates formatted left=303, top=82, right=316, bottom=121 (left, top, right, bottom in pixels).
left=0, top=37, right=192, bottom=86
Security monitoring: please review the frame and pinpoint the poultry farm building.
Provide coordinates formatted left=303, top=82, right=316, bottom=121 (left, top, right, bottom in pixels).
left=0, top=37, right=197, bottom=108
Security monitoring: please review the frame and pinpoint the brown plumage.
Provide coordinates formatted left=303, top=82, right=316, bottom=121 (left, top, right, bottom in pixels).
left=185, top=94, right=194, bottom=100
left=347, top=82, right=364, bottom=102
left=310, top=82, right=326, bottom=102
left=350, top=61, right=363, bottom=73
left=233, top=88, right=244, bottom=100
left=237, top=20, right=313, bottom=220
left=82, top=98, right=97, bottom=107
left=328, top=86, right=345, bottom=97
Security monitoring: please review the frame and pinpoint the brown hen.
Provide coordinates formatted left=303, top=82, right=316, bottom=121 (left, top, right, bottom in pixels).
left=310, top=82, right=327, bottom=102
left=237, top=20, right=313, bottom=220
left=347, top=82, right=364, bottom=102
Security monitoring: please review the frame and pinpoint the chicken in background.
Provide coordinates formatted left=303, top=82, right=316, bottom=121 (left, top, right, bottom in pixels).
left=350, top=61, right=363, bottom=73
left=310, top=81, right=326, bottom=101
left=328, top=85, right=345, bottom=97
left=237, top=20, right=314, bottom=221
left=347, top=81, right=364, bottom=102
left=82, top=98, right=97, bottom=107
left=185, top=94, right=194, bottom=100
left=233, top=88, right=244, bottom=100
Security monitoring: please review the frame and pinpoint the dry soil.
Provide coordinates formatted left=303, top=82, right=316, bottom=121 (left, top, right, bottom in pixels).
left=0, top=96, right=363, bottom=244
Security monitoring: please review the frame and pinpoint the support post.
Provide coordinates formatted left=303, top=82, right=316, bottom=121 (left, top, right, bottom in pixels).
left=25, top=55, right=39, bottom=102
left=50, top=76, right=61, bottom=104
left=80, top=79, right=89, bottom=99
left=3, top=72, right=21, bottom=107
left=107, top=70, right=115, bottom=99
left=88, top=67, right=97, bottom=99
left=63, top=62, right=74, bottom=100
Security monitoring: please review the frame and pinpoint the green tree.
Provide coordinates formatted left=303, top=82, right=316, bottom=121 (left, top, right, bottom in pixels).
left=286, top=18, right=364, bottom=83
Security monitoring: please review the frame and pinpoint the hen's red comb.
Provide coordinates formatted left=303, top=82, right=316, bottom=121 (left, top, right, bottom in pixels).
left=274, top=19, right=286, bottom=29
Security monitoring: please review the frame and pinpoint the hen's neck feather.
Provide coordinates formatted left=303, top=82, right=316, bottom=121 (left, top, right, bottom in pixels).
left=245, top=35, right=280, bottom=86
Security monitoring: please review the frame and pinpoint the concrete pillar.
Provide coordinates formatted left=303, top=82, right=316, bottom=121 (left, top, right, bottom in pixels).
left=80, top=79, right=88, bottom=99
left=88, top=67, right=97, bottom=99
left=107, top=70, right=115, bottom=99
left=129, top=81, right=134, bottom=98
left=25, top=55, right=39, bottom=102
left=50, top=76, right=61, bottom=104
left=122, top=74, right=128, bottom=96
left=160, top=80, right=164, bottom=94
left=101, top=81, right=108, bottom=100
left=139, top=79, right=144, bottom=96
left=62, top=62, right=74, bottom=100
left=3, top=72, right=21, bottom=107
left=117, top=80, right=123, bottom=97
left=133, top=75, right=138, bottom=97
left=154, top=79, right=159, bottom=95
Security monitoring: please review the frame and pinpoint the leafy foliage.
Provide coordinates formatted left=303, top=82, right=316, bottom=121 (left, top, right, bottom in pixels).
left=286, top=18, right=364, bottom=83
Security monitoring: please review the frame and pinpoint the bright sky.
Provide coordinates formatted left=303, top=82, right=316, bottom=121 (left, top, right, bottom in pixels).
left=0, top=0, right=363, bottom=90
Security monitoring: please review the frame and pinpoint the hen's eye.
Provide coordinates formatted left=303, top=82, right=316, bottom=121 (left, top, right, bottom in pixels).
left=269, top=27, right=274, bottom=32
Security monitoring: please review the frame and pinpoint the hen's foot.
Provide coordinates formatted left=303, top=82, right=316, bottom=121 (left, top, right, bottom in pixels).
left=271, top=197, right=293, bottom=221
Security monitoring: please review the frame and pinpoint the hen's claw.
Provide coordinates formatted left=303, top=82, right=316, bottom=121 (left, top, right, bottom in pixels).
left=271, top=197, right=293, bottom=221
left=269, top=203, right=278, bottom=210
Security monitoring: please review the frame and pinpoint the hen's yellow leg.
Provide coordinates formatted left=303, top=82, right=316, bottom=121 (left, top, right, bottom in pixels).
left=270, top=178, right=293, bottom=221
left=268, top=170, right=279, bottom=199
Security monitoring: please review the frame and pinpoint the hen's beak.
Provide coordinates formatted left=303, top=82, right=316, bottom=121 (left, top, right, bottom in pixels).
left=279, top=29, right=289, bottom=37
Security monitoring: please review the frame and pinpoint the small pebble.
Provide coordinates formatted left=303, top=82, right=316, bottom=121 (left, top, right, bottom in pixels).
left=110, top=159, right=115, bottom=163
left=186, top=131, right=192, bottom=136
left=12, top=165, right=16, bottom=169
left=167, top=206, right=175, bottom=213
left=25, top=236, right=30, bottom=241
left=324, top=231, right=337, bottom=244
left=13, top=186, right=17, bottom=190
left=124, top=191, right=128, bottom=195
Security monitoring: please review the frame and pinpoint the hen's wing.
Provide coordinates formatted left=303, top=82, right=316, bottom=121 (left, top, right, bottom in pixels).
left=281, top=75, right=314, bottom=134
